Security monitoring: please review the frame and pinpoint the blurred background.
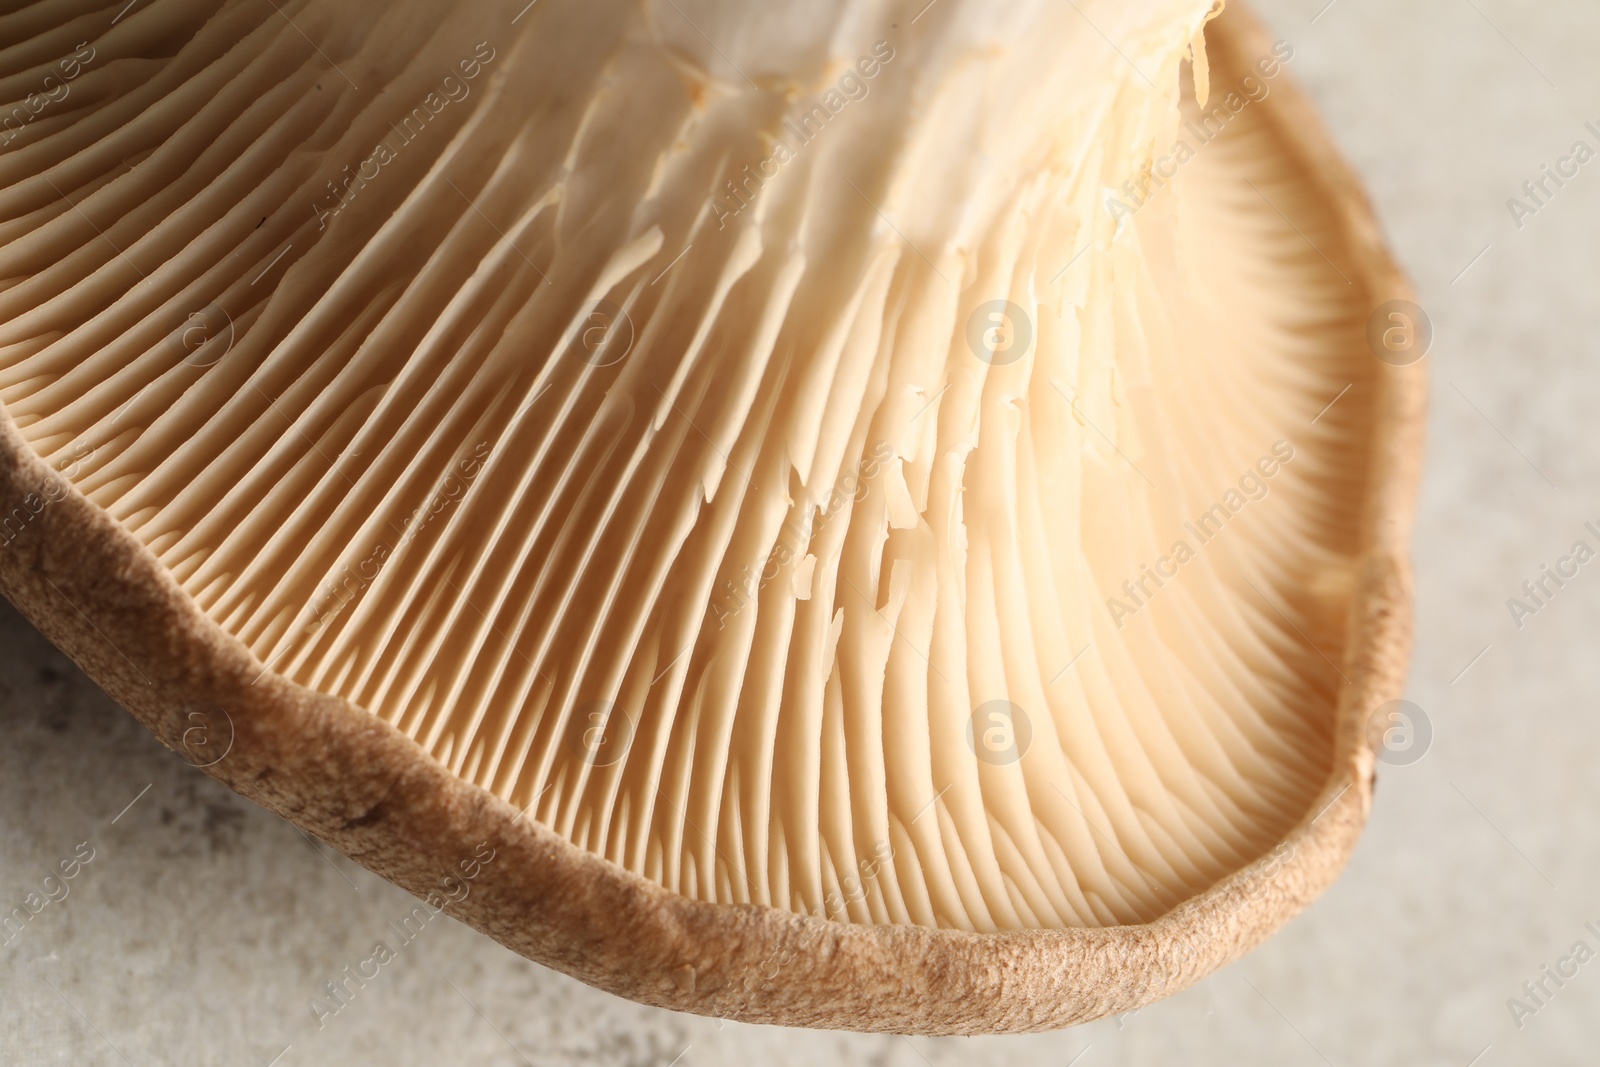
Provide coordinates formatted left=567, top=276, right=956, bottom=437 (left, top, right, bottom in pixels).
left=3, top=0, right=1597, bottom=1063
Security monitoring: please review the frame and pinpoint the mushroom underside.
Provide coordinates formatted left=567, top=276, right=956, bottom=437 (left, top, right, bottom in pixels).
left=0, top=0, right=1402, bottom=967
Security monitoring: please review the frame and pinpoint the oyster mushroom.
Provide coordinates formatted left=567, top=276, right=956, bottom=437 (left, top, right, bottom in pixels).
left=0, top=0, right=1422, bottom=1035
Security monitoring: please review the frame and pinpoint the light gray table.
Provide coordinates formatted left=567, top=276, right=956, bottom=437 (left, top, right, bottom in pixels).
left=4, top=1, right=1597, bottom=1063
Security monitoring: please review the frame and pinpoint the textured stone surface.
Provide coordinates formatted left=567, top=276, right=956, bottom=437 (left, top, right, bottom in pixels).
left=1, top=0, right=1595, bottom=1062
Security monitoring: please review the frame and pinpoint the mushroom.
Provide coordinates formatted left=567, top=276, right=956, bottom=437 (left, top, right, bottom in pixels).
left=0, top=0, right=1422, bottom=1035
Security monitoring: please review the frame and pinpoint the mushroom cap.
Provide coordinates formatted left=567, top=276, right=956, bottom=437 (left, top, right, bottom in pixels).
left=0, top=0, right=1422, bottom=1034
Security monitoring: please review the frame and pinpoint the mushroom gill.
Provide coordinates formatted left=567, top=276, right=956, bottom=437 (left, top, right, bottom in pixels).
left=0, top=0, right=1391, bottom=948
